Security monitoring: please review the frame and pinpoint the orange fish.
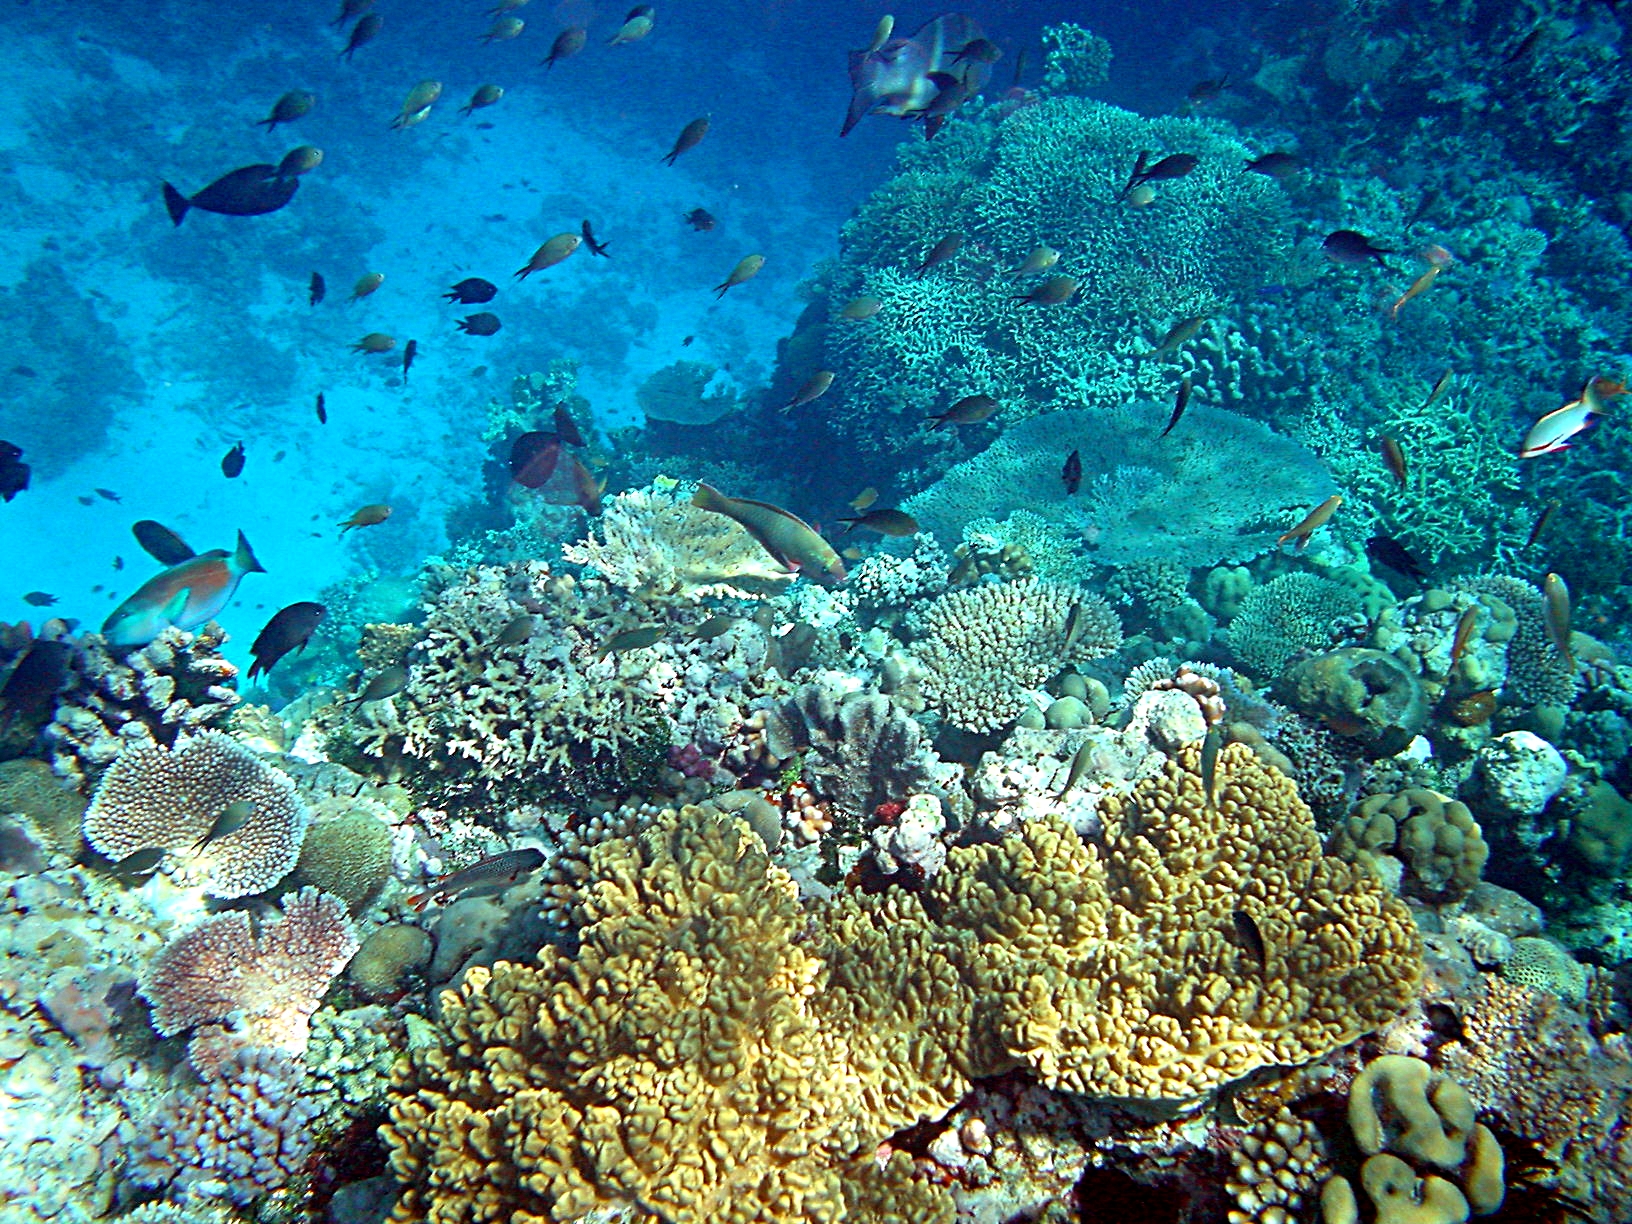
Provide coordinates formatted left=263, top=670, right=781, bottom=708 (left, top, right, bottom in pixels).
left=339, top=503, right=392, bottom=533
left=1276, top=495, right=1341, bottom=549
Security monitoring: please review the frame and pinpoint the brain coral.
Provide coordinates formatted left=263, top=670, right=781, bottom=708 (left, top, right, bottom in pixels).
left=83, top=730, right=308, bottom=898
left=140, top=886, right=358, bottom=1055
left=386, top=749, right=1420, bottom=1222
left=911, top=578, right=1122, bottom=732
left=902, top=405, right=1336, bottom=570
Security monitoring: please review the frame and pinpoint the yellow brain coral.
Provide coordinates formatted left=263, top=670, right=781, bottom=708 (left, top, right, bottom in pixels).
left=385, top=746, right=1423, bottom=1222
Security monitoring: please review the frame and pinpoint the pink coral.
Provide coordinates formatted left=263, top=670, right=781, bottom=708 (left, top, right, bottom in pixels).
left=83, top=730, right=307, bottom=898
left=140, top=887, right=358, bottom=1055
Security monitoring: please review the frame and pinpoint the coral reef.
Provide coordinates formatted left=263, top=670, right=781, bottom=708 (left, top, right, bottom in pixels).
left=1331, top=789, right=1489, bottom=902
left=1227, top=572, right=1366, bottom=678
left=82, top=731, right=308, bottom=898
left=140, top=886, right=358, bottom=1056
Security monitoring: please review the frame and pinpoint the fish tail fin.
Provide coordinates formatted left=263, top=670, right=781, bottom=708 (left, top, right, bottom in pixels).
left=235, top=530, right=267, bottom=574
left=162, top=183, right=190, bottom=226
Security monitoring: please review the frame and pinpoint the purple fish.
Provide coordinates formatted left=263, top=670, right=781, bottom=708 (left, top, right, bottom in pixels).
left=841, top=13, right=993, bottom=137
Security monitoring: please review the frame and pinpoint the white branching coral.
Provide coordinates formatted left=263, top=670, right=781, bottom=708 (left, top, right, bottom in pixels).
left=82, top=731, right=308, bottom=898
left=563, top=478, right=793, bottom=600
left=913, top=579, right=1122, bottom=732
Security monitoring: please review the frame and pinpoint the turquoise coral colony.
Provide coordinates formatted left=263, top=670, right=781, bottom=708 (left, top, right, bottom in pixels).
left=8, top=5, right=1632, bottom=1224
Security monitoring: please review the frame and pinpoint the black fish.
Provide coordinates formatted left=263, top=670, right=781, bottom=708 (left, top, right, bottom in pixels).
left=510, top=431, right=561, bottom=488
left=132, top=520, right=195, bottom=565
left=0, top=440, right=30, bottom=502
left=1120, top=150, right=1199, bottom=200
left=340, top=12, right=383, bottom=60
left=0, top=639, right=71, bottom=725
left=1062, top=449, right=1082, bottom=494
left=402, top=339, right=418, bottom=382
left=580, top=219, right=610, bottom=257
left=1365, top=534, right=1426, bottom=583
left=1502, top=24, right=1545, bottom=67
left=456, top=312, right=502, bottom=336
left=315, top=391, right=327, bottom=424
left=683, top=208, right=716, bottom=231
left=221, top=442, right=246, bottom=478
left=1244, top=151, right=1300, bottom=180
left=1160, top=375, right=1192, bottom=438
left=162, top=165, right=299, bottom=227
left=1232, top=909, right=1268, bottom=971
left=331, top=0, right=372, bottom=27
left=309, top=272, right=326, bottom=306
left=22, top=592, right=56, bottom=606
left=248, top=601, right=327, bottom=680
left=1322, top=229, right=1392, bottom=268
left=1526, top=498, right=1560, bottom=548
left=444, top=277, right=497, bottom=304
left=95, top=487, right=121, bottom=502
left=552, top=404, right=584, bottom=447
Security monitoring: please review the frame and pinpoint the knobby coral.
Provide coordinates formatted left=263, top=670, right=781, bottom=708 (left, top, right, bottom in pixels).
left=82, top=730, right=308, bottom=898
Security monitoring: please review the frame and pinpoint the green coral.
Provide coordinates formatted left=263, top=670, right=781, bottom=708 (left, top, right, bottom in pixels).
left=296, top=806, right=394, bottom=915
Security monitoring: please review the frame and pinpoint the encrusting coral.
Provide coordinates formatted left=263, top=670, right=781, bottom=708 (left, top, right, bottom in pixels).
left=386, top=745, right=1421, bottom=1222
left=82, top=730, right=309, bottom=898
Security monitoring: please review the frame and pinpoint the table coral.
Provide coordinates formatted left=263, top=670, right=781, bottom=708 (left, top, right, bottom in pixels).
left=82, top=730, right=309, bottom=899
left=911, top=578, right=1121, bottom=733
left=140, top=886, right=358, bottom=1056
left=902, top=405, right=1335, bottom=571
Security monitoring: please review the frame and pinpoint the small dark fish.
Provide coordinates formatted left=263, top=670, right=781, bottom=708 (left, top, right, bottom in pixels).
left=401, top=339, right=418, bottom=382
left=1160, top=375, right=1192, bottom=438
left=95, top=487, right=121, bottom=503
left=444, top=277, right=497, bottom=304
left=915, top=233, right=962, bottom=275
left=599, top=625, right=665, bottom=659
left=1150, top=315, right=1209, bottom=357
left=510, top=431, right=562, bottom=488
left=1526, top=498, right=1560, bottom=548
left=315, top=391, right=327, bottom=424
left=1056, top=742, right=1093, bottom=799
left=580, top=219, right=610, bottom=258
left=113, top=556, right=124, bottom=570
left=221, top=442, right=246, bottom=478
left=490, top=613, right=535, bottom=647
left=309, top=271, right=326, bottom=306
left=248, top=601, right=326, bottom=680
left=0, top=638, right=70, bottom=723
left=330, top=0, right=372, bottom=27
left=1011, top=46, right=1029, bottom=86
left=837, top=508, right=918, bottom=536
left=1012, top=276, right=1079, bottom=306
left=340, top=12, right=384, bottom=61
left=22, top=591, right=57, bottom=607
left=109, top=846, right=166, bottom=880
left=0, top=440, right=28, bottom=502
left=662, top=116, right=710, bottom=165
left=1201, top=725, right=1222, bottom=808
left=1232, top=908, right=1268, bottom=971
left=257, top=90, right=315, bottom=132
left=1120, top=150, right=1199, bottom=200
left=132, top=520, right=196, bottom=565
left=1378, top=436, right=1407, bottom=486
left=1421, top=369, right=1454, bottom=410
left=77, top=495, right=95, bottom=506
left=339, top=503, right=391, bottom=533
left=1365, top=535, right=1426, bottom=583
left=552, top=404, right=584, bottom=447
left=1322, top=229, right=1392, bottom=267
left=190, top=799, right=255, bottom=852
left=542, top=25, right=587, bottom=69
left=927, top=393, right=998, bottom=430
left=349, top=664, right=407, bottom=705
left=163, top=164, right=299, bottom=226
left=690, top=615, right=737, bottom=641
left=1186, top=74, right=1228, bottom=106
left=1062, top=449, right=1082, bottom=494
left=1502, top=24, right=1545, bottom=68
left=1243, top=151, right=1300, bottom=180
left=950, top=37, right=1002, bottom=64
left=457, top=312, right=502, bottom=336
left=9, top=366, right=35, bottom=378
left=681, top=335, right=694, bottom=346
left=408, top=846, right=546, bottom=910
left=683, top=208, right=716, bottom=232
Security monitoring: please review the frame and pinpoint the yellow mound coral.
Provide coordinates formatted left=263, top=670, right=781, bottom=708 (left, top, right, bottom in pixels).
left=385, top=746, right=1422, bottom=1222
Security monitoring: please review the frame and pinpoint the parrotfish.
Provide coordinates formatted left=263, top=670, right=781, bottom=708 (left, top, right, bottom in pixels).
left=840, top=13, right=993, bottom=137
left=102, top=530, right=265, bottom=647
left=692, top=483, right=846, bottom=586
